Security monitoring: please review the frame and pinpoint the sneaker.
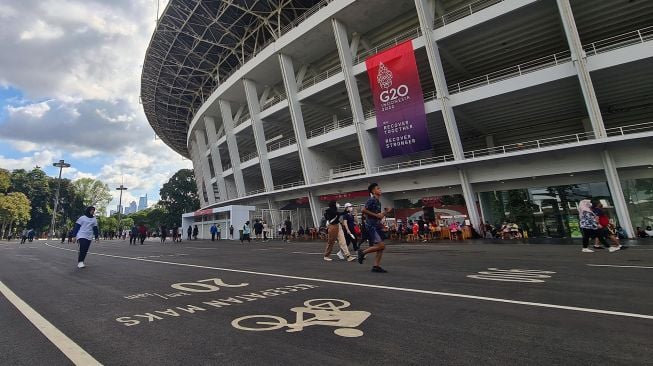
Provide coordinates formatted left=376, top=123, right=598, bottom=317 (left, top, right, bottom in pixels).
left=581, top=248, right=594, bottom=253
left=371, top=266, right=387, bottom=273
left=77, top=262, right=85, bottom=268
left=346, top=255, right=356, bottom=262
left=608, top=246, right=621, bottom=252
left=323, top=256, right=333, bottom=261
left=357, top=249, right=365, bottom=264
left=336, top=251, right=344, bottom=260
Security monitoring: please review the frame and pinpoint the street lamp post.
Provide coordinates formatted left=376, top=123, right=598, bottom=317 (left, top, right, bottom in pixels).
left=116, top=185, right=128, bottom=234
left=50, top=160, right=71, bottom=239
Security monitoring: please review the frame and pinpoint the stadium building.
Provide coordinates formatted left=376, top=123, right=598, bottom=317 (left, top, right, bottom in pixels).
left=142, top=0, right=653, bottom=239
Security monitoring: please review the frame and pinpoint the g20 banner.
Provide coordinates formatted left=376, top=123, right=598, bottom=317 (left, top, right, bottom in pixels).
left=366, top=40, right=431, bottom=158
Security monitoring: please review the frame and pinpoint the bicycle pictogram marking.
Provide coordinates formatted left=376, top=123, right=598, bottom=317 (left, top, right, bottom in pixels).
left=231, top=299, right=370, bottom=337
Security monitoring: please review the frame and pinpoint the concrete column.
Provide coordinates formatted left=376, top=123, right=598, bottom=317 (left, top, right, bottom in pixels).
left=203, top=116, right=227, bottom=201
left=243, top=79, right=274, bottom=192
left=556, top=0, right=606, bottom=138
left=458, top=168, right=482, bottom=232
left=600, top=150, right=634, bottom=238
left=332, top=18, right=382, bottom=173
left=218, top=99, right=246, bottom=197
left=189, top=141, right=208, bottom=208
left=307, top=190, right=323, bottom=228
left=194, top=129, right=216, bottom=205
left=415, top=0, right=465, bottom=160
left=278, top=53, right=330, bottom=184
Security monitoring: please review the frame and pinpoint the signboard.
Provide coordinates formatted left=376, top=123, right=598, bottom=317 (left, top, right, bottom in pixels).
left=194, top=209, right=213, bottom=217
left=319, top=190, right=369, bottom=202
left=366, top=40, right=431, bottom=158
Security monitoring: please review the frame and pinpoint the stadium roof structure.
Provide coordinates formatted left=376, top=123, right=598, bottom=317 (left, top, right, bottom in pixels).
left=141, top=0, right=326, bottom=158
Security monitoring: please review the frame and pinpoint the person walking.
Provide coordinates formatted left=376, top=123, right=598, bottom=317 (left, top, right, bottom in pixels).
left=160, top=225, right=168, bottom=244
left=229, top=224, right=234, bottom=240
left=241, top=221, right=251, bottom=244
left=254, top=219, right=263, bottom=241
left=342, top=203, right=359, bottom=251
left=323, top=201, right=355, bottom=262
left=263, top=221, right=269, bottom=242
left=192, top=225, right=199, bottom=240
left=60, top=229, right=67, bottom=244
left=20, top=229, right=28, bottom=244
left=138, top=223, right=147, bottom=245
left=358, top=183, right=390, bottom=272
left=71, top=206, right=99, bottom=269
left=172, top=226, right=179, bottom=242
left=187, top=225, right=192, bottom=240
left=579, top=199, right=599, bottom=253
left=210, top=223, right=218, bottom=241
left=216, top=224, right=221, bottom=240
left=284, top=217, right=292, bottom=243
left=130, top=225, right=138, bottom=245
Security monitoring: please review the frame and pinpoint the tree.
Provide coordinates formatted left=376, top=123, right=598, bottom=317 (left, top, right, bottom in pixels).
left=49, top=178, right=85, bottom=234
left=159, top=169, right=200, bottom=227
left=0, top=192, right=31, bottom=239
left=71, top=178, right=112, bottom=214
left=10, top=168, right=51, bottom=233
left=97, top=216, right=117, bottom=234
left=0, top=168, right=10, bottom=193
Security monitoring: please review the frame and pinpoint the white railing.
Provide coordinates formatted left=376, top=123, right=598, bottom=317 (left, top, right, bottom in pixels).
left=434, top=0, right=504, bottom=28
left=447, top=50, right=572, bottom=94
left=261, top=92, right=287, bottom=111
left=223, top=163, right=232, bottom=171
left=274, top=180, right=305, bottom=190
left=298, top=65, right=342, bottom=91
left=605, top=121, right=653, bottom=137
left=246, top=188, right=266, bottom=196
left=355, top=26, right=423, bottom=64
left=234, top=113, right=250, bottom=128
left=334, top=160, right=365, bottom=174
left=307, top=117, right=354, bottom=139
left=583, top=26, right=653, bottom=56
left=240, top=151, right=258, bottom=163
left=464, top=131, right=596, bottom=159
left=370, top=154, right=454, bottom=174
left=278, top=0, right=334, bottom=35
left=267, top=136, right=296, bottom=152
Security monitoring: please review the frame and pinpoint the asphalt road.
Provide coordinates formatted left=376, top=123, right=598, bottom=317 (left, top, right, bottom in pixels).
left=1, top=238, right=651, bottom=365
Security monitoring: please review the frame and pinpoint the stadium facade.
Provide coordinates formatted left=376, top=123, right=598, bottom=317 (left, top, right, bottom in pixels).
left=142, top=0, right=653, bottom=239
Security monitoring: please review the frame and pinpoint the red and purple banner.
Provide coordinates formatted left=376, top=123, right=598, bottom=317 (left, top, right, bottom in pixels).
left=366, top=40, right=431, bottom=158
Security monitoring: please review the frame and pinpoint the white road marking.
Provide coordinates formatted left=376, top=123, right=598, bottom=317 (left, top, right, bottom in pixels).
left=0, top=281, right=102, bottom=365
left=587, top=264, right=653, bottom=269
left=43, top=243, right=653, bottom=320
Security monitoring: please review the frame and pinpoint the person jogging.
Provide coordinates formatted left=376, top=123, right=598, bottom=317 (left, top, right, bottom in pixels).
left=358, top=183, right=390, bottom=273
left=71, top=206, right=99, bottom=269
left=323, top=201, right=356, bottom=262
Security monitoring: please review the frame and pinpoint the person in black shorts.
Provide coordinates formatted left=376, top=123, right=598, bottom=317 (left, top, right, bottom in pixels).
left=284, top=217, right=292, bottom=243
left=358, top=183, right=391, bottom=273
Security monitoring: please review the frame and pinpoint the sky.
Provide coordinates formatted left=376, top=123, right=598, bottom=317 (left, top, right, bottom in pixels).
left=0, top=0, right=192, bottom=214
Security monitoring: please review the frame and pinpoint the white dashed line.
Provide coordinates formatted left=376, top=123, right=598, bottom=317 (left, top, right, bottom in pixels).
left=0, top=281, right=102, bottom=365
left=44, top=243, right=653, bottom=320
left=587, top=264, right=653, bottom=269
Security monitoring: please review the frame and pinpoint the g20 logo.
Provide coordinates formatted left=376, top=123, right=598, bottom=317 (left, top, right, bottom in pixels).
left=380, top=84, right=408, bottom=103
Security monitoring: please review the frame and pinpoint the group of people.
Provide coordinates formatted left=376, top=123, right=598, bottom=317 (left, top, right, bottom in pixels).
left=321, top=182, right=389, bottom=273
left=579, top=200, right=627, bottom=252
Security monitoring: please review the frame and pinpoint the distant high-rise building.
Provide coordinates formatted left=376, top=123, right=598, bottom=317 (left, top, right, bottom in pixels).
left=138, top=194, right=148, bottom=211
left=128, top=201, right=137, bottom=214
left=109, top=210, right=117, bottom=216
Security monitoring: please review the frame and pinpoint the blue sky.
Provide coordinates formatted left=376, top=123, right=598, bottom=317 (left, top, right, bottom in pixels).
left=0, top=0, right=190, bottom=213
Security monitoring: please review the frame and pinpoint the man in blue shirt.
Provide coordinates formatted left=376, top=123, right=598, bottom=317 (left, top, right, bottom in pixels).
left=358, top=183, right=391, bottom=273
left=210, top=223, right=218, bottom=241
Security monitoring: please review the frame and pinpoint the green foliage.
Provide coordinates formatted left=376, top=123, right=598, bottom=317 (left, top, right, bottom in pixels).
left=10, top=168, right=51, bottom=232
left=159, top=169, right=199, bottom=227
left=97, top=216, right=118, bottom=233
left=0, top=169, right=10, bottom=193
left=0, top=192, right=31, bottom=238
left=71, top=178, right=112, bottom=214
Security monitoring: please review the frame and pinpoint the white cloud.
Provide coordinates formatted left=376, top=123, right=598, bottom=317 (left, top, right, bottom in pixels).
left=7, top=100, right=51, bottom=118
left=19, top=20, right=64, bottom=40
left=0, top=149, right=59, bottom=171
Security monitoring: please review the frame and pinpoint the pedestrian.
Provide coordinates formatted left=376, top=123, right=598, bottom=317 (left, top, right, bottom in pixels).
left=210, top=223, right=218, bottom=241
left=229, top=224, right=234, bottom=239
left=579, top=199, right=599, bottom=253
left=254, top=219, right=263, bottom=241
left=216, top=224, right=221, bottom=240
left=323, top=201, right=355, bottom=262
left=172, top=226, right=179, bottom=242
left=20, top=229, right=28, bottom=244
left=138, top=223, right=147, bottom=245
left=71, top=206, right=99, bottom=269
left=192, top=225, right=199, bottom=240
left=187, top=225, right=193, bottom=240
left=60, top=229, right=67, bottom=244
left=160, top=225, right=168, bottom=243
left=341, top=203, right=359, bottom=251
left=130, top=225, right=138, bottom=245
left=263, top=221, right=268, bottom=241
left=284, top=217, right=292, bottom=243
left=27, top=229, right=35, bottom=242
left=241, top=221, right=251, bottom=244
left=358, top=183, right=390, bottom=272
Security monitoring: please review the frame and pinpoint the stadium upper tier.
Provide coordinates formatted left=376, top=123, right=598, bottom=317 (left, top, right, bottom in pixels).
left=141, top=0, right=326, bottom=157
